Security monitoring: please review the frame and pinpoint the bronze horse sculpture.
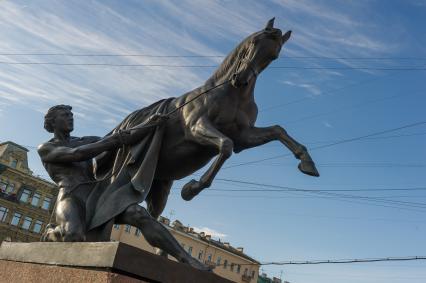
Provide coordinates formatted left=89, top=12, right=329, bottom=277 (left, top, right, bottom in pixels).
left=94, top=18, right=319, bottom=226
left=141, top=18, right=319, bottom=219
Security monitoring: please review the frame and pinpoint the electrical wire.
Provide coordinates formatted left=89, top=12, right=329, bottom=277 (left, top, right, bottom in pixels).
left=223, top=121, right=426, bottom=169
left=0, top=61, right=425, bottom=71
left=1, top=53, right=426, bottom=60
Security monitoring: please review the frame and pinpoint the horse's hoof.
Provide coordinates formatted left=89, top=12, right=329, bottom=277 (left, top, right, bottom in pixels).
left=181, top=179, right=199, bottom=201
left=298, top=160, right=320, bottom=177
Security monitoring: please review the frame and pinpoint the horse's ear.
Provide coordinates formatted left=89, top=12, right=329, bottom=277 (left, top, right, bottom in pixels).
left=282, top=30, right=292, bottom=44
left=265, top=17, right=275, bottom=30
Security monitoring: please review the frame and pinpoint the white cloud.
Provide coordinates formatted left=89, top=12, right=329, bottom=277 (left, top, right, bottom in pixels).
left=323, top=121, right=333, bottom=128
left=193, top=226, right=227, bottom=239
left=282, top=80, right=322, bottom=95
left=0, top=0, right=405, bottom=130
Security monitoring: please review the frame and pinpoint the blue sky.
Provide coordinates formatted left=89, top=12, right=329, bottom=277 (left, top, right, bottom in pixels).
left=0, top=1, right=425, bottom=282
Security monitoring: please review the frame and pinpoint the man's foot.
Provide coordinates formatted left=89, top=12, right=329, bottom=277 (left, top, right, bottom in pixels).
left=41, top=224, right=62, bottom=242
left=182, top=256, right=213, bottom=272
left=298, top=160, right=320, bottom=177
left=155, top=248, right=168, bottom=258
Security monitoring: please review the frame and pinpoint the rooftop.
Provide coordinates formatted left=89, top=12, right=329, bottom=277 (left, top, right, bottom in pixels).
left=160, top=216, right=260, bottom=264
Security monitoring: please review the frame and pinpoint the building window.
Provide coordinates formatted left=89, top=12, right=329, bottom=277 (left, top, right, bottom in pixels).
left=251, top=270, right=255, bottom=278
left=198, top=250, right=203, bottom=260
left=1, top=181, right=14, bottom=194
left=0, top=181, right=7, bottom=192
left=20, top=189, right=32, bottom=203
left=134, top=228, right=142, bottom=237
left=10, top=159, right=18, bottom=168
left=237, top=264, right=241, bottom=274
left=22, top=216, right=33, bottom=230
left=125, top=224, right=131, bottom=233
left=6, top=183, right=14, bottom=194
left=10, top=212, right=22, bottom=226
left=113, top=224, right=120, bottom=230
left=42, top=197, right=52, bottom=210
left=216, top=256, right=221, bottom=266
left=230, top=263, right=234, bottom=272
left=32, top=220, right=43, bottom=233
left=207, top=254, right=212, bottom=262
left=188, top=246, right=192, bottom=255
left=31, top=193, right=41, bottom=207
left=0, top=206, right=8, bottom=222
left=223, top=259, right=228, bottom=269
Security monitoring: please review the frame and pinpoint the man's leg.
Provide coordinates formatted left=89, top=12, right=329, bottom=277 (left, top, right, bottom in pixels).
left=115, top=204, right=211, bottom=271
left=43, top=191, right=86, bottom=242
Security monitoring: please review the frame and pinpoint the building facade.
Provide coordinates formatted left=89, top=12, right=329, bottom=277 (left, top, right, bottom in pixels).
left=0, top=141, right=57, bottom=242
left=111, top=217, right=260, bottom=283
left=0, top=140, right=259, bottom=283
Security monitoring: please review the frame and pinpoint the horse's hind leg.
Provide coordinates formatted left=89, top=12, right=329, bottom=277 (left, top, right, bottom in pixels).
left=234, top=125, right=319, bottom=177
left=181, top=116, right=233, bottom=201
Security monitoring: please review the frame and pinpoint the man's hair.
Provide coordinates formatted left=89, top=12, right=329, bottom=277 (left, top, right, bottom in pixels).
left=44, top=105, right=72, bottom=133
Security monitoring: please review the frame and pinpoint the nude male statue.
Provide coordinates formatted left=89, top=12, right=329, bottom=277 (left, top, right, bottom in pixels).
left=38, top=104, right=209, bottom=270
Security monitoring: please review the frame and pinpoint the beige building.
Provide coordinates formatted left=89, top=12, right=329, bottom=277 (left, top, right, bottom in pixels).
left=0, top=140, right=259, bottom=282
left=111, top=217, right=260, bottom=283
left=0, top=141, right=58, bottom=242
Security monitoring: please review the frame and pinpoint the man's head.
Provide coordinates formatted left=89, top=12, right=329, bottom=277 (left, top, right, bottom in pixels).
left=44, top=105, right=74, bottom=133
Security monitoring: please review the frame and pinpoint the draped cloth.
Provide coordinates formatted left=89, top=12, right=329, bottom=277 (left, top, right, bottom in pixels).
left=85, top=98, right=172, bottom=231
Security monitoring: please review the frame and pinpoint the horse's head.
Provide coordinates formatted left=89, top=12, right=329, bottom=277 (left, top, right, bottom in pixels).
left=231, top=18, right=291, bottom=88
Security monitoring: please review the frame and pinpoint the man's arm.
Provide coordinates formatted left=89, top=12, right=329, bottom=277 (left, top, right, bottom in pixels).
left=39, top=113, right=168, bottom=163
left=38, top=134, right=122, bottom=163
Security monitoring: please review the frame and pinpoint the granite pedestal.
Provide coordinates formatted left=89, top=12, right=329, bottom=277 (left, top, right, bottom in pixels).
left=0, top=241, right=234, bottom=283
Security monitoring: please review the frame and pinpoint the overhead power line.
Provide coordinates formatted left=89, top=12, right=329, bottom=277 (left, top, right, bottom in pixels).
left=213, top=256, right=426, bottom=266
left=1, top=53, right=426, bottom=60
left=258, top=256, right=426, bottom=266
left=224, top=120, right=426, bottom=169
left=0, top=61, right=425, bottom=71
left=214, top=178, right=426, bottom=192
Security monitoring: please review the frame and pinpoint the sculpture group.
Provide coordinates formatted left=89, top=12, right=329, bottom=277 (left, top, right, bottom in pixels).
left=38, top=18, right=319, bottom=270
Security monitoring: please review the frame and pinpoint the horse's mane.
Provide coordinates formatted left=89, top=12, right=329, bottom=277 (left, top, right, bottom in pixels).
left=205, top=33, right=256, bottom=85
left=206, top=29, right=281, bottom=85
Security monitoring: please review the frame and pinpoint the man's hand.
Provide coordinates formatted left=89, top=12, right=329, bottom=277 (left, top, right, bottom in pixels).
left=115, top=129, right=135, bottom=145
left=147, top=113, right=169, bottom=125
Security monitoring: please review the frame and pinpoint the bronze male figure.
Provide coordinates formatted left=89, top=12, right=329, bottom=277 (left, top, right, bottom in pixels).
left=38, top=104, right=209, bottom=270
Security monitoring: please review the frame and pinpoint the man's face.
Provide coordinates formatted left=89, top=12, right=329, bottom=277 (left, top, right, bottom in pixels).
left=53, top=109, right=74, bottom=133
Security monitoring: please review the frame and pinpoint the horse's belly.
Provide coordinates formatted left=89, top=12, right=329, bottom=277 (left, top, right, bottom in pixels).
left=156, top=142, right=217, bottom=180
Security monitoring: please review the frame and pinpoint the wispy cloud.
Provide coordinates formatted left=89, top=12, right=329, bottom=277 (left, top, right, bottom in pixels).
left=193, top=226, right=227, bottom=239
left=0, top=0, right=405, bottom=130
left=322, top=121, right=333, bottom=128
left=282, top=80, right=322, bottom=95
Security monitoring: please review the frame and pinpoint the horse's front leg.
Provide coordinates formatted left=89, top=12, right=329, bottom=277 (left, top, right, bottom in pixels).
left=234, top=126, right=319, bottom=177
left=181, top=116, right=233, bottom=201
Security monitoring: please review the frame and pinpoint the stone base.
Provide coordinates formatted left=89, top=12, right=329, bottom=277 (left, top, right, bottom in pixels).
left=0, top=241, right=234, bottom=283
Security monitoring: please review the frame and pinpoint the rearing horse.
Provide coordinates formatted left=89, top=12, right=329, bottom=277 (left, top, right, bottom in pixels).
left=141, top=18, right=319, bottom=219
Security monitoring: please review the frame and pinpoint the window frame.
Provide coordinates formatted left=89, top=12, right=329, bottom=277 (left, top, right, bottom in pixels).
left=125, top=224, right=131, bottom=233
left=0, top=206, right=9, bottom=222
left=42, top=196, right=52, bottom=210
left=19, top=189, right=32, bottom=203
left=10, top=212, right=22, bottom=226
left=21, top=216, right=33, bottom=230
left=31, top=192, right=41, bottom=207
left=32, top=220, right=43, bottom=233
